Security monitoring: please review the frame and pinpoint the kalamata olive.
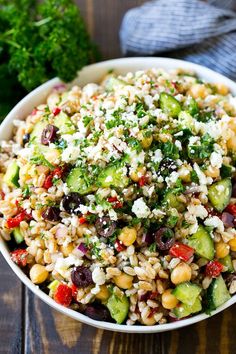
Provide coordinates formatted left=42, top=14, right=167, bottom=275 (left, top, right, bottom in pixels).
left=221, top=212, right=235, bottom=228
left=61, top=192, right=82, bottom=214
left=84, top=304, right=111, bottom=322
left=71, top=266, right=93, bottom=288
left=22, top=133, right=30, bottom=145
left=155, top=227, right=175, bottom=250
left=142, top=231, right=154, bottom=245
left=42, top=206, right=61, bottom=221
left=41, top=124, right=59, bottom=145
left=95, top=217, right=116, bottom=237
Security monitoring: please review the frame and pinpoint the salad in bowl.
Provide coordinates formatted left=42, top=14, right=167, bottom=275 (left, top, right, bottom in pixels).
left=0, top=58, right=235, bottom=329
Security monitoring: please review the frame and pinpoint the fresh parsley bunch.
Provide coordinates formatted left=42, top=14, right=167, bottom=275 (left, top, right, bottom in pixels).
left=0, top=0, right=98, bottom=117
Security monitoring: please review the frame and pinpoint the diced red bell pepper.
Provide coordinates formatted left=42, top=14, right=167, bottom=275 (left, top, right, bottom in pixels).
left=138, top=175, right=148, bottom=187
left=52, top=107, right=61, bottom=116
left=205, top=260, right=223, bottom=278
left=53, top=167, right=64, bottom=178
left=148, top=307, right=159, bottom=318
left=114, top=239, right=126, bottom=252
left=54, top=283, right=72, bottom=307
left=6, top=210, right=32, bottom=229
left=43, top=167, right=64, bottom=189
left=0, top=190, right=5, bottom=200
left=169, top=242, right=195, bottom=262
left=107, top=196, right=123, bottom=209
left=10, top=249, right=28, bottom=267
left=78, top=216, right=87, bottom=224
left=225, top=204, right=236, bottom=216
left=43, top=174, right=53, bottom=189
left=31, top=108, right=38, bottom=116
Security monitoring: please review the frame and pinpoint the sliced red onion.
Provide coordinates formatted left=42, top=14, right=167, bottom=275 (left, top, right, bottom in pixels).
left=77, top=243, right=88, bottom=254
left=139, top=291, right=151, bottom=301
left=221, top=212, right=235, bottom=228
left=142, top=232, right=154, bottom=245
left=53, top=83, right=66, bottom=92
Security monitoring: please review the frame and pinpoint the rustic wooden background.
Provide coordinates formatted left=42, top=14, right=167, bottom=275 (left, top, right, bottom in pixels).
left=1, top=1, right=236, bottom=353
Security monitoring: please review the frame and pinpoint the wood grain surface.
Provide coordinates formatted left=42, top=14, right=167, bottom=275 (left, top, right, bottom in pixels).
left=1, top=1, right=236, bottom=353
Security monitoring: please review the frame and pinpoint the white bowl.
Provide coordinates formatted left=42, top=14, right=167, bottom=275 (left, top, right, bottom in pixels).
left=0, top=57, right=235, bottom=333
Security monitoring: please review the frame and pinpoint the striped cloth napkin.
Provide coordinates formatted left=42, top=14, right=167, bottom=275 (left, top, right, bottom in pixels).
left=120, top=0, right=236, bottom=80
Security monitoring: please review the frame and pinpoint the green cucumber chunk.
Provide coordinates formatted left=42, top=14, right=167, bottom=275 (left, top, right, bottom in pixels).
left=54, top=112, right=76, bottom=134
left=3, top=161, right=20, bottom=188
left=208, top=178, right=232, bottom=212
left=172, top=282, right=201, bottom=306
left=107, top=293, right=129, bottom=324
left=30, top=120, right=48, bottom=144
left=219, top=254, right=234, bottom=273
left=97, top=165, right=129, bottom=189
left=164, top=191, right=185, bottom=212
left=206, top=275, right=230, bottom=310
left=12, top=227, right=24, bottom=244
left=66, top=167, right=97, bottom=195
left=178, top=111, right=195, bottom=131
left=104, top=76, right=127, bottom=92
left=173, top=297, right=202, bottom=318
left=187, top=225, right=214, bottom=260
left=160, top=93, right=181, bottom=118
left=48, top=280, right=60, bottom=297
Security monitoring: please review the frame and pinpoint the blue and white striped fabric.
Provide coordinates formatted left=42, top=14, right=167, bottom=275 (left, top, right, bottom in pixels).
left=120, top=0, right=236, bottom=80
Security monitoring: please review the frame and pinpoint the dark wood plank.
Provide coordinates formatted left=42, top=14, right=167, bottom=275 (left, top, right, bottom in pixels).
left=24, top=289, right=162, bottom=354
left=0, top=255, right=23, bottom=354
left=76, top=0, right=147, bottom=59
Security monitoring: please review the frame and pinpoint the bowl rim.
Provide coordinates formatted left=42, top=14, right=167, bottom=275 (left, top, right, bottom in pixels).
left=0, top=57, right=235, bottom=333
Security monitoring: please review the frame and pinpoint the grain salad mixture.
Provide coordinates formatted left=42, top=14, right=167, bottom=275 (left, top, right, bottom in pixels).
left=1, top=68, right=236, bottom=326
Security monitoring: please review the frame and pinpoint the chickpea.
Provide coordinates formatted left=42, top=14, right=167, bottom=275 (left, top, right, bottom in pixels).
left=215, top=83, right=229, bottom=96
left=215, top=241, right=230, bottom=259
left=142, top=315, right=156, bottom=325
left=96, top=285, right=110, bottom=301
left=161, top=289, right=179, bottom=309
left=60, top=243, right=74, bottom=257
left=229, top=237, right=236, bottom=251
left=171, top=262, right=192, bottom=285
left=118, top=227, right=137, bottom=246
left=130, top=166, right=146, bottom=182
left=178, top=165, right=192, bottom=183
left=137, top=130, right=153, bottom=149
left=227, top=136, right=236, bottom=151
left=113, top=272, right=133, bottom=289
left=30, top=264, right=49, bottom=284
left=188, top=84, right=210, bottom=99
left=205, top=165, right=220, bottom=178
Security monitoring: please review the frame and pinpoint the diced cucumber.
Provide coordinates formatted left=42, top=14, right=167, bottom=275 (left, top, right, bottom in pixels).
left=164, top=191, right=185, bottom=212
left=104, top=76, right=127, bottom=92
left=172, top=282, right=201, bottom=306
left=173, top=297, right=202, bottom=318
left=48, top=280, right=60, bottom=297
left=97, top=165, right=129, bottom=189
left=66, top=167, right=97, bottom=195
left=12, top=227, right=24, bottom=244
left=3, top=161, right=20, bottom=188
left=187, top=225, right=214, bottom=260
left=54, top=112, right=76, bottom=135
left=30, top=120, right=48, bottom=144
left=206, top=275, right=230, bottom=310
left=107, top=293, right=129, bottom=324
left=220, top=164, right=233, bottom=179
left=160, top=93, right=182, bottom=118
left=208, top=178, right=232, bottom=212
left=219, top=254, right=234, bottom=273
left=178, top=111, right=195, bottom=131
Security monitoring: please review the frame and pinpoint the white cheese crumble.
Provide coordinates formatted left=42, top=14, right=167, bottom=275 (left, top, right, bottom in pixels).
left=152, top=149, right=163, bottom=163
left=210, top=151, right=223, bottom=168
left=204, top=216, right=224, bottom=232
left=132, top=197, right=151, bottom=218
left=92, top=267, right=106, bottom=285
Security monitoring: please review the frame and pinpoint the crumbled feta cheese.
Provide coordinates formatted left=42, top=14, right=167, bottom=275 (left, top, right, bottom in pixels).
left=152, top=149, right=163, bottom=163
left=204, top=216, right=224, bottom=232
left=92, top=267, right=106, bottom=285
left=132, top=198, right=151, bottom=218
left=210, top=151, right=223, bottom=168
left=187, top=204, right=208, bottom=219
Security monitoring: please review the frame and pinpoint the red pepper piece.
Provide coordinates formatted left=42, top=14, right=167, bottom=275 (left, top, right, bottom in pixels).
left=169, top=242, right=195, bottom=262
left=52, top=107, right=61, bottom=116
left=138, top=175, right=148, bottom=187
left=79, top=216, right=87, bottom=224
left=225, top=204, right=236, bottom=216
left=31, top=108, right=38, bottom=116
left=148, top=307, right=159, bottom=318
left=10, top=249, right=28, bottom=267
left=52, top=167, right=64, bottom=178
left=114, top=239, right=126, bottom=252
left=0, top=190, right=5, bottom=200
left=107, top=196, right=123, bottom=209
left=43, top=167, right=64, bottom=189
left=205, top=260, right=223, bottom=278
left=54, top=284, right=72, bottom=307
left=43, top=174, right=53, bottom=189
left=6, top=210, right=32, bottom=229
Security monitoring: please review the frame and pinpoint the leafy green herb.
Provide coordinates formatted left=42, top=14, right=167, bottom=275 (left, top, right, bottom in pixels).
left=126, top=137, right=142, bottom=153
left=220, top=164, right=233, bottom=178
left=188, top=133, right=214, bottom=161
left=22, top=185, right=31, bottom=198
left=0, top=0, right=98, bottom=118
left=166, top=215, right=179, bottom=228
left=136, top=102, right=146, bottom=118
left=82, top=115, right=93, bottom=127
left=161, top=141, right=179, bottom=160
left=149, top=243, right=157, bottom=252
left=30, top=155, right=54, bottom=169
left=190, top=170, right=199, bottom=183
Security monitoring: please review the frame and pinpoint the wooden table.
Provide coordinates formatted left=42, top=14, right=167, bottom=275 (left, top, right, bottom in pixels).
left=1, top=1, right=236, bottom=353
